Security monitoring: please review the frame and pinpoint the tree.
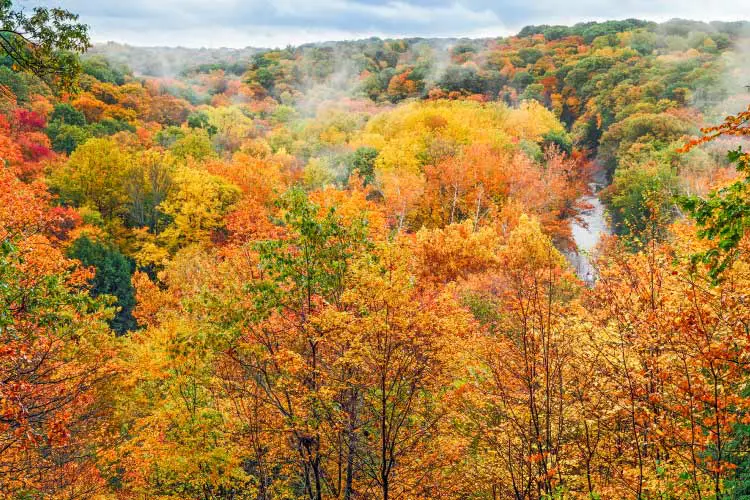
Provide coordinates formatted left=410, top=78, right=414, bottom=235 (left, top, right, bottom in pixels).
left=146, top=93, right=191, bottom=126
left=205, top=106, right=254, bottom=153
left=81, top=55, right=128, bottom=85
left=464, top=215, right=579, bottom=498
left=413, top=219, right=500, bottom=285
left=71, top=92, right=107, bottom=122
left=114, top=309, right=251, bottom=498
left=346, top=146, right=378, bottom=186
left=226, top=188, right=370, bottom=500
left=187, top=109, right=217, bottom=135
left=602, top=162, right=680, bottom=243
left=68, top=236, right=136, bottom=334
left=46, top=120, right=89, bottom=153
left=680, top=106, right=750, bottom=278
left=0, top=168, right=117, bottom=498
left=0, top=0, right=90, bottom=92
left=157, top=165, right=241, bottom=251
left=122, top=148, right=175, bottom=232
left=597, top=112, right=694, bottom=178
left=330, top=244, right=472, bottom=499
left=587, top=224, right=750, bottom=498
left=421, top=144, right=511, bottom=228
left=49, top=136, right=131, bottom=220
left=50, top=102, right=87, bottom=126
left=170, top=128, right=216, bottom=161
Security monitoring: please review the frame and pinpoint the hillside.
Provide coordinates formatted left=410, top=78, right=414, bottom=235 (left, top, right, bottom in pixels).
left=2, top=8, right=750, bottom=499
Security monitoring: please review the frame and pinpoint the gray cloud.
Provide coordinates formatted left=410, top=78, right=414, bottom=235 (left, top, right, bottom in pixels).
left=18, top=0, right=750, bottom=47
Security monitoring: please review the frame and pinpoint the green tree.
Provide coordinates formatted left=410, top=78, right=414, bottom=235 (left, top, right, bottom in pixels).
left=68, top=236, right=136, bottom=334
left=89, top=118, right=135, bottom=137
left=681, top=148, right=750, bottom=279
left=50, top=102, right=87, bottom=126
left=0, top=0, right=90, bottom=91
left=81, top=55, right=128, bottom=85
left=598, top=112, right=693, bottom=177
left=602, top=162, right=679, bottom=243
left=169, top=128, right=216, bottom=161
left=679, top=109, right=750, bottom=280
left=346, top=146, right=378, bottom=186
left=186, top=110, right=217, bottom=136
left=47, top=121, right=90, bottom=154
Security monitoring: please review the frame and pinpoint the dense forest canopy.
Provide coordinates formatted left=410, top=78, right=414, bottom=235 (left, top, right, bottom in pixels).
left=2, top=3, right=750, bottom=498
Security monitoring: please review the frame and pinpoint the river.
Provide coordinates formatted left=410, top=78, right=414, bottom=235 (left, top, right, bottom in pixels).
left=566, top=170, right=611, bottom=284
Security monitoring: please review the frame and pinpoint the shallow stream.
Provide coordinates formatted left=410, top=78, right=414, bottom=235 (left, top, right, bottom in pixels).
left=566, top=171, right=611, bottom=283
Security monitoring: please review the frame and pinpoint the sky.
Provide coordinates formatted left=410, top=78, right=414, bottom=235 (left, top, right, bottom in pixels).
left=21, top=0, right=750, bottom=48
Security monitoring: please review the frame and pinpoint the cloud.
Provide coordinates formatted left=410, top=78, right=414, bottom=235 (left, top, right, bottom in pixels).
left=20, top=0, right=750, bottom=47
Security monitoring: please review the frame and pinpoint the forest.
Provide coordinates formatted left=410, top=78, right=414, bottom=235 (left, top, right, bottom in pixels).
left=2, top=1, right=750, bottom=498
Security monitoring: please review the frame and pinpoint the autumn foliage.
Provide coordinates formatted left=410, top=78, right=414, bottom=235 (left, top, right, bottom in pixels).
left=3, top=11, right=750, bottom=500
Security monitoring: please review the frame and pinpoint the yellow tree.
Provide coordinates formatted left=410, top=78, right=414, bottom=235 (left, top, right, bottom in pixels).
left=49, top=137, right=131, bottom=220
left=223, top=188, right=371, bottom=500
left=157, top=164, right=241, bottom=251
left=115, top=315, right=251, bottom=498
left=585, top=222, right=750, bottom=498
left=464, top=215, right=581, bottom=498
left=322, top=243, right=473, bottom=499
left=122, top=148, right=176, bottom=232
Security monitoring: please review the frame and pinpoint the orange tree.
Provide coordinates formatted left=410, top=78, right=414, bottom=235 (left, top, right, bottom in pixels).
left=680, top=105, right=750, bottom=279
left=0, top=169, right=117, bottom=499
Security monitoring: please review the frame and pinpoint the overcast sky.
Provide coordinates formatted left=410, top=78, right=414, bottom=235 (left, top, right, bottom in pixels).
left=21, top=0, right=750, bottom=48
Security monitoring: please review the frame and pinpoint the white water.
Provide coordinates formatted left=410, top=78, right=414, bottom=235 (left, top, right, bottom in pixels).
left=567, top=173, right=611, bottom=284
